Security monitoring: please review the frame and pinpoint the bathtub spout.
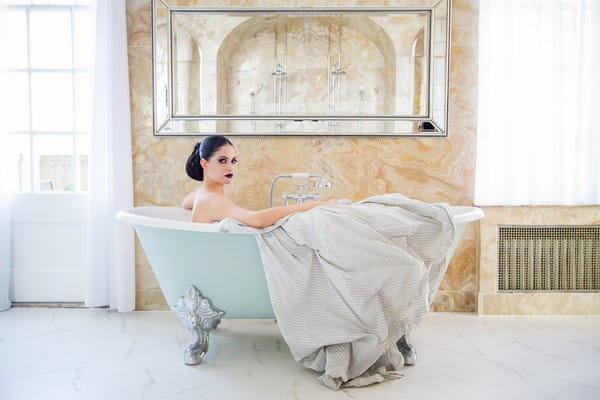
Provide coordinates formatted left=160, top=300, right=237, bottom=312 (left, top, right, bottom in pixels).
left=171, top=285, right=225, bottom=365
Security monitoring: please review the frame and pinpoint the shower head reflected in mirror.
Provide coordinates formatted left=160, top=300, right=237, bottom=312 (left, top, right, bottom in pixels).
left=249, top=83, right=265, bottom=98
left=249, top=83, right=265, bottom=130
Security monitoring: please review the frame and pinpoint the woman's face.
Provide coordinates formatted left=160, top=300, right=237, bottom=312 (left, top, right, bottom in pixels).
left=201, top=144, right=237, bottom=184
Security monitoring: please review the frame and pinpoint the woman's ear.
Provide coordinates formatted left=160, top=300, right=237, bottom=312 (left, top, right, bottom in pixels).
left=199, top=158, right=207, bottom=169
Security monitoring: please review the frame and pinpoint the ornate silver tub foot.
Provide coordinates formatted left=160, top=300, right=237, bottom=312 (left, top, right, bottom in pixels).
left=171, top=285, right=225, bottom=365
left=397, top=334, right=417, bottom=366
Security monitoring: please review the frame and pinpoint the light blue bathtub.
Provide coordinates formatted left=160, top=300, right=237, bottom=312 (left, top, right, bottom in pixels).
left=117, top=204, right=484, bottom=364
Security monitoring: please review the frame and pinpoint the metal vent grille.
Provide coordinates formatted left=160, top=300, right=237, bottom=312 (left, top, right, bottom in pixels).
left=498, top=225, right=600, bottom=292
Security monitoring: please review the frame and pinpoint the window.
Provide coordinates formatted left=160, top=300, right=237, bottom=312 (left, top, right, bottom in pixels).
left=2, top=0, right=94, bottom=193
left=475, top=0, right=599, bottom=205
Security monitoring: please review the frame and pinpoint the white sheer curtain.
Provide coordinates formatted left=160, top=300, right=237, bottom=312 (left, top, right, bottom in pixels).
left=475, top=0, right=600, bottom=205
left=0, top=8, right=12, bottom=311
left=0, top=104, right=13, bottom=312
left=86, top=0, right=135, bottom=311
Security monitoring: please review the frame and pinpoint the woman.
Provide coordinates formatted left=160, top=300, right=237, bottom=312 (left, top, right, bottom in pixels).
left=182, top=135, right=333, bottom=227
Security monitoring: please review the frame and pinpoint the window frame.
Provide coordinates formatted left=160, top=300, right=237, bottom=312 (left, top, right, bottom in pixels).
left=5, top=2, right=93, bottom=193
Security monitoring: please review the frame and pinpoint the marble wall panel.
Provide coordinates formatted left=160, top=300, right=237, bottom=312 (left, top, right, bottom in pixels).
left=126, top=0, right=480, bottom=311
left=479, top=206, right=600, bottom=315
left=479, top=293, right=600, bottom=315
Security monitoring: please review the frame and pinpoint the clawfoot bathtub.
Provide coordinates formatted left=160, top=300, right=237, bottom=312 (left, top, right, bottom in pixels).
left=116, top=205, right=484, bottom=365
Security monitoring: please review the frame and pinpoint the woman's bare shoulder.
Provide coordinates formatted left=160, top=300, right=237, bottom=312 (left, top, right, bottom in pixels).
left=181, top=187, right=200, bottom=209
left=194, top=191, right=227, bottom=206
left=191, top=192, right=232, bottom=223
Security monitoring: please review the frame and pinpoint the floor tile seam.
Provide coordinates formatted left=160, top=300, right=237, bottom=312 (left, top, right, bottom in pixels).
left=146, top=369, right=268, bottom=398
left=152, top=387, right=211, bottom=400
left=414, top=331, right=599, bottom=356
left=410, top=340, right=492, bottom=359
left=0, top=350, right=139, bottom=383
left=474, top=315, right=600, bottom=320
left=120, top=359, right=203, bottom=392
left=0, top=335, right=123, bottom=379
left=0, top=352, right=197, bottom=390
left=471, top=340, right=600, bottom=370
left=466, top=352, right=600, bottom=390
left=119, top=345, right=251, bottom=391
left=409, top=341, right=579, bottom=384
left=74, top=333, right=147, bottom=362
left=0, top=365, right=80, bottom=387
left=520, top=368, right=600, bottom=391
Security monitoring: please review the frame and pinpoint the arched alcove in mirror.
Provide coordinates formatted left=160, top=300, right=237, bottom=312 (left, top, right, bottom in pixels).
left=153, top=1, right=451, bottom=136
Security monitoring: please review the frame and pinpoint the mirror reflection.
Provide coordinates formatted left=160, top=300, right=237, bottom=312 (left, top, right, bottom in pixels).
left=153, top=1, right=450, bottom=136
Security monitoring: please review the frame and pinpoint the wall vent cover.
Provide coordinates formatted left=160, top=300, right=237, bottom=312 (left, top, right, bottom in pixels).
left=498, top=225, right=600, bottom=292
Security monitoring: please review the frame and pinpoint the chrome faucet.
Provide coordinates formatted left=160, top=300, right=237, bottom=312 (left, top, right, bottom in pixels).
left=269, top=173, right=332, bottom=207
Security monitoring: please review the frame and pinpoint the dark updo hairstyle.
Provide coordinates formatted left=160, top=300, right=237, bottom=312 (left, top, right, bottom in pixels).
left=185, top=135, right=233, bottom=181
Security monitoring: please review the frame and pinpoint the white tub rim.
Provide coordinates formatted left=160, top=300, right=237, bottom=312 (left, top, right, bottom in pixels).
left=116, top=205, right=484, bottom=233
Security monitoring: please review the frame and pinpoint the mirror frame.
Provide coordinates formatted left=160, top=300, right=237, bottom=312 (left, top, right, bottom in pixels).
left=151, top=1, right=452, bottom=137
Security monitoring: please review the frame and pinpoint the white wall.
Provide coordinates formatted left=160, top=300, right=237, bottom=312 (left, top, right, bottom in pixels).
left=10, top=193, right=87, bottom=302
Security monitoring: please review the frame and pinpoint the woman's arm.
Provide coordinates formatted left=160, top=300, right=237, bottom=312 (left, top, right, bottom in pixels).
left=181, top=188, right=199, bottom=209
left=192, top=194, right=329, bottom=228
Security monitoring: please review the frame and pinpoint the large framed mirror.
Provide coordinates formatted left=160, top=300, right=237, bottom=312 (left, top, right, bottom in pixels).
left=152, top=0, right=451, bottom=136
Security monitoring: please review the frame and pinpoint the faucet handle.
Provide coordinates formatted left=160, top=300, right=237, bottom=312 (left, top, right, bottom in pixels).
left=315, top=180, right=331, bottom=189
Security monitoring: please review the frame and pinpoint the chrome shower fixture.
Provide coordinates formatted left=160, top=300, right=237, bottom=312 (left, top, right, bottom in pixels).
left=249, top=83, right=264, bottom=130
left=269, top=173, right=332, bottom=207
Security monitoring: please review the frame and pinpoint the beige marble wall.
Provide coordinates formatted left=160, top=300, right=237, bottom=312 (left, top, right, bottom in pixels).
left=479, top=206, right=600, bottom=315
left=126, top=0, right=480, bottom=311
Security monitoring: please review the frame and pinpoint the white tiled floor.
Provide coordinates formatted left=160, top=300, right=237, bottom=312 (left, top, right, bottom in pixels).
left=0, top=308, right=599, bottom=400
